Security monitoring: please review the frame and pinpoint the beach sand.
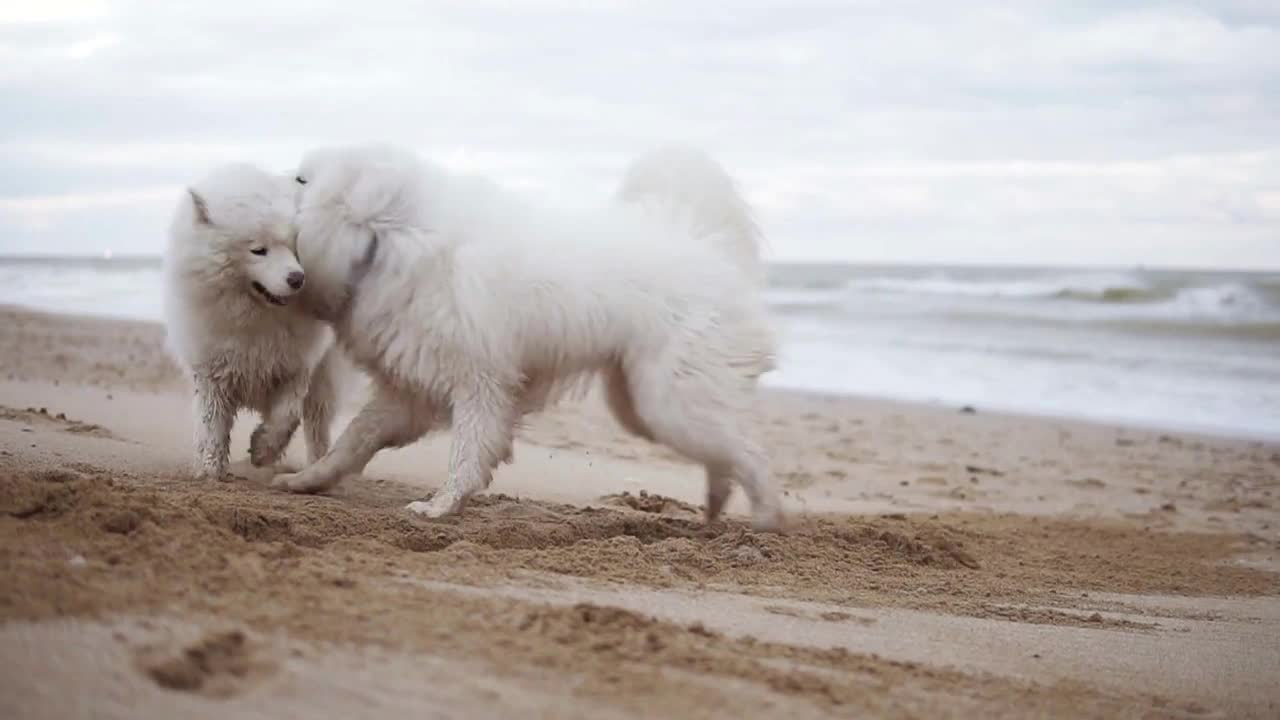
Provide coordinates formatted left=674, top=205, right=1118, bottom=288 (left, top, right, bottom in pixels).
left=1, top=305, right=1277, bottom=718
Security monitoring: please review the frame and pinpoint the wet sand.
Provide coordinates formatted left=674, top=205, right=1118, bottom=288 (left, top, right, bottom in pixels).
left=1, top=305, right=1277, bottom=718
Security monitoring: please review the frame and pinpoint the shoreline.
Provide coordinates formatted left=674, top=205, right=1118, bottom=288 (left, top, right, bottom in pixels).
left=763, top=384, right=1280, bottom=444
left=6, top=302, right=1275, bottom=444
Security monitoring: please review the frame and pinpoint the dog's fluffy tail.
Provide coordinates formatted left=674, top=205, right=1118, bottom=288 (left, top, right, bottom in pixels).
left=617, top=146, right=765, bottom=282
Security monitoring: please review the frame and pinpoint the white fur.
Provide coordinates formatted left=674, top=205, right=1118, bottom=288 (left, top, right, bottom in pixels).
left=162, top=163, right=338, bottom=480
left=274, top=145, right=784, bottom=530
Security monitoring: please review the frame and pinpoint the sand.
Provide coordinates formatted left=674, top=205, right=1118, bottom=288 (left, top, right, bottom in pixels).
left=0, top=305, right=1277, bottom=719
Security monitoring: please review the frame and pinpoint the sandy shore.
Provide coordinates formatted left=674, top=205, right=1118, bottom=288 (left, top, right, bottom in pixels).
left=1, top=304, right=1277, bottom=718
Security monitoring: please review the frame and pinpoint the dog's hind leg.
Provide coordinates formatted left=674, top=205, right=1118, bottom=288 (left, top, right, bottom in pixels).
left=603, top=363, right=653, bottom=441
left=273, top=381, right=436, bottom=494
left=625, top=362, right=784, bottom=531
left=607, top=363, right=737, bottom=519
left=192, top=374, right=236, bottom=481
left=250, top=373, right=307, bottom=468
left=301, top=346, right=339, bottom=464
left=704, top=464, right=735, bottom=524
left=407, top=378, right=517, bottom=519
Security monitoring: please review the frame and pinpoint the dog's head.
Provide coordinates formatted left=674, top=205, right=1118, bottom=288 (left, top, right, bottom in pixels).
left=178, top=164, right=305, bottom=307
left=290, top=144, right=419, bottom=319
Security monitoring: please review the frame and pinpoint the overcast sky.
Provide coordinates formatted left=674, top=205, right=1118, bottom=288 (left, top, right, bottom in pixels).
left=1, top=1, right=1277, bottom=267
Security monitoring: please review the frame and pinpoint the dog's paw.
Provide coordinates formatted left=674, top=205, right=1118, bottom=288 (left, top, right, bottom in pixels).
left=249, top=424, right=289, bottom=467
left=271, top=471, right=309, bottom=492
left=193, top=461, right=227, bottom=482
left=271, top=469, right=335, bottom=494
left=750, top=504, right=788, bottom=533
left=405, top=492, right=464, bottom=519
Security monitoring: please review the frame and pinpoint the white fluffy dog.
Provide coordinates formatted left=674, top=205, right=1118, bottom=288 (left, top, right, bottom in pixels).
left=162, top=163, right=338, bottom=480
left=273, top=145, right=784, bottom=530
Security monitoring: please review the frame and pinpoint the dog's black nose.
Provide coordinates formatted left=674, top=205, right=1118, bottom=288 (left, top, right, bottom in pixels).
left=286, top=271, right=305, bottom=290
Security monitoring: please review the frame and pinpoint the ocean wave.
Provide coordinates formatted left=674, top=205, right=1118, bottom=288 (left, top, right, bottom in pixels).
left=766, top=269, right=1280, bottom=325
left=764, top=288, right=846, bottom=309
left=847, top=271, right=1152, bottom=302
left=989, top=314, right=1280, bottom=342
left=1061, top=281, right=1277, bottom=323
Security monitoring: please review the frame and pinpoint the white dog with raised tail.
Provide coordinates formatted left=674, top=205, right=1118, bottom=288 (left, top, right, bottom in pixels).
left=162, top=164, right=338, bottom=481
left=273, top=144, right=785, bottom=530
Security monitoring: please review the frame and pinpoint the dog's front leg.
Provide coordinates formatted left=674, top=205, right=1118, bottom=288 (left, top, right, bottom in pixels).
left=301, top=345, right=339, bottom=464
left=192, top=375, right=235, bottom=481
left=407, top=380, right=516, bottom=519
left=273, top=382, right=434, bottom=493
left=250, top=374, right=307, bottom=467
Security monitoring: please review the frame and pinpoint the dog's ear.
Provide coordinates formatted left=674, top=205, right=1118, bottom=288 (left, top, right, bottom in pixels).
left=188, top=188, right=212, bottom=226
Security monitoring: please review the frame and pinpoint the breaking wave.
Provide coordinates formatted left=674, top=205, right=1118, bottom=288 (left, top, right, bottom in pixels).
left=767, top=268, right=1280, bottom=332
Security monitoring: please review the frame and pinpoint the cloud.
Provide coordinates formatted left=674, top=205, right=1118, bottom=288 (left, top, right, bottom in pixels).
left=0, top=0, right=110, bottom=25
left=1, top=0, right=1277, bottom=266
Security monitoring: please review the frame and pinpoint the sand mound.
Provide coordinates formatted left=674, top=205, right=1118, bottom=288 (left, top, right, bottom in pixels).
left=3, top=458, right=1270, bottom=634
left=601, top=489, right=702, bottom=517
left=0, top=406, right=118, bottom=439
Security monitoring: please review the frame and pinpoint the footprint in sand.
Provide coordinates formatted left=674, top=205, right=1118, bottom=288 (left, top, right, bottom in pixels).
left=136, top=629, right=274, bottom=698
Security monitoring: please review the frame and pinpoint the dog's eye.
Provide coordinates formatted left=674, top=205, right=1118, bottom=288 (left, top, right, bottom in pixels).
left=250, top=247, right=268, bottom=256
left=294, top=176, right=307, bottom=185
